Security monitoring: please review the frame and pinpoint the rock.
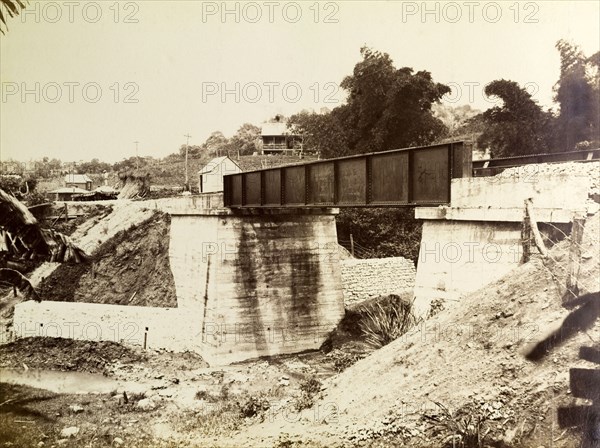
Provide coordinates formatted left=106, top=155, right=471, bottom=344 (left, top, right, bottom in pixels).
left=113, top=437, right=124, bottom=446
left=69, top=404, right=84, bottom=414
left=59, top=427, right=80, bottom=438
left=135, top=398, right=157, bottom=411
left=37, top=442, right=45, bottom=447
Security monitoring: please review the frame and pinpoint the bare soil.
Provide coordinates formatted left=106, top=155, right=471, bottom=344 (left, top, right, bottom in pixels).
left=0, top=338, right=147, bottom=374
left=39, top=211, right=177, bottom=307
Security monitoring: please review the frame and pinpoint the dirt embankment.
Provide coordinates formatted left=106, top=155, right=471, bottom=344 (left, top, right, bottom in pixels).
left=40, top=211, right=178, bottom=307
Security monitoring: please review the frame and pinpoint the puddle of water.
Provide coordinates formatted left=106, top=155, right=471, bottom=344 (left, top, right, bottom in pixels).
left=0, top=368, right=146, bottom=395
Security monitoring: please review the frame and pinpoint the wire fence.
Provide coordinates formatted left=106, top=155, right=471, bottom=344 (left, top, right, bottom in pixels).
left=522, top=199, right=599, bottom=301
left=338, top=238, right=377, bottom=259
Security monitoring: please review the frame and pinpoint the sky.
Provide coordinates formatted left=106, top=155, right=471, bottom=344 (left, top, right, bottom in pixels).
left=1, top=0, right=599, bottom=163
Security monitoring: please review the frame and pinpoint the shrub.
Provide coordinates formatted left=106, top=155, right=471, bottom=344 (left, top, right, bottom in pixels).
left=299, top=376, right=322, bottom=396
left=238, top=393, right=271, bottom=418
left=326, top=349, right=365, bottom=372
left=430, top=401, right=492, bottom=448
left=358, top=295, right=416, bottom=348
left=294, top=376, right=322, bottom=411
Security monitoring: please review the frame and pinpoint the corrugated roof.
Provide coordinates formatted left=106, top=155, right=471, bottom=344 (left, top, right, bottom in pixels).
left=64, top=174, right=92, bottom=183
left=261, top=122, right=288, bottom=136
left=48, top=187, right=90, bottom=194
left=198, top=156, right=241, bottom=175
left=94, top=186, right=118, bottom=193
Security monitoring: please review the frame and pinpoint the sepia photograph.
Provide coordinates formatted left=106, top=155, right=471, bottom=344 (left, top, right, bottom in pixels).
left=0, top=1, right=599, bottom=446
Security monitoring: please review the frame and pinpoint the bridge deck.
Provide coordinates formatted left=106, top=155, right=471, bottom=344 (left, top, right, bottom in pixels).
left=224, top=142, right=471, bottom=209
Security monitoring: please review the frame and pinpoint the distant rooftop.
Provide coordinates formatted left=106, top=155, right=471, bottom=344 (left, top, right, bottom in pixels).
left=64, top=174, right=92, bottom=183
left=261, top=122, right=290, bottom=136
left=48, top=187, right=90, bottom=194
left=198, top=156, right=240, bottom=175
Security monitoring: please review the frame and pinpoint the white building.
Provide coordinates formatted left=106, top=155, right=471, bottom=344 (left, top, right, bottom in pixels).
left=198, top=156, right=242, bottom=193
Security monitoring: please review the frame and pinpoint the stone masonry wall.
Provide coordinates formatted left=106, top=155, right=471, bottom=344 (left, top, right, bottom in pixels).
left=340, top=257, right=416, bottom=307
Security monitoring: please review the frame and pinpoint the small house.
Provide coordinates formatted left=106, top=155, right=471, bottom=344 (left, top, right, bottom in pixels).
left=47, top=186, right=90, bottom=201
left=260, top=120, right=302, bottom=155
left=198, top=156, right=242, bottom=193
left=64, top=174, right=92, bottom=191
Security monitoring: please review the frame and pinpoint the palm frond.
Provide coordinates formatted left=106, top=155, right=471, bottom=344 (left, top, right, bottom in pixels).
left=0, top=268, right=40, bottom=301
left=0, top=188, right=88, bottom=263
left=0, top=0, right=27, bottom=34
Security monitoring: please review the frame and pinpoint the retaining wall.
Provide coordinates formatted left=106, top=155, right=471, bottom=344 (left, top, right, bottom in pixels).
left=11, top=301, right=202, bottom=352
left=340, top=257, right=416, bottom=307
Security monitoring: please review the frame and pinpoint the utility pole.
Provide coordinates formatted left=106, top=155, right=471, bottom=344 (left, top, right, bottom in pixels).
left=134, top=141, right=139, bottom=171
left=184, top=133, right=191, bottom=191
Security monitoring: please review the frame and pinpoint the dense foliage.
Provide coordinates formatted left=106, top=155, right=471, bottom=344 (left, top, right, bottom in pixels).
left=476, top=80, right=555, bottom=157
left=553, top=40, right=600, bottom=150
left=289, top=47, right=450, bottom=158
left=336, top=208, right=422, bottom=263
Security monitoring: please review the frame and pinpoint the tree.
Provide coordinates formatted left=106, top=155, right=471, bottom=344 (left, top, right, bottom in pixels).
left=339, top=47, right=450, bottom=155
left=432, top=104, right=481, bottom=138
left=77, top=158, right=112, bottom=174
left=476, top=80, right=554, bottom=157
left=179, top=144, right=203, bottom=159
left=229, top=123, right=261, bottom=156
left=288, top=110, right=349, bottom=158
left=203, top=131, right=230, bottom=157
left=336, top=208, right=422, bottom=262
left=553, top=40, right=600, bottom=150
left=113, top=156, right=149, bottom=173
left=290, top=47, right=450, bottom=159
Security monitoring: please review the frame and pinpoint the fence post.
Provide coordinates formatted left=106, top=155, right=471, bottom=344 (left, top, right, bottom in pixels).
left=525, top=198, right=548, bottom=258
left=521, top=213, right=531, bottom=263
left=566, top=216, right=585, bottom=301
left=350, top=234, right=355, bottom=257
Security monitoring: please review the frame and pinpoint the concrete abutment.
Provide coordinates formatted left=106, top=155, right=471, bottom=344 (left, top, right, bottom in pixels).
left=412, top=173, right=591, bottom=318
